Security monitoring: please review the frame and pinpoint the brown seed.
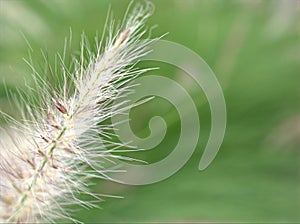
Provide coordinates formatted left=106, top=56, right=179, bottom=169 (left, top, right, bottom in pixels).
left=62, top=146, right=75, bottom=154
left=41, top=135, right=50, bottom=143
left=52, top=97, right=68, bottom=115
left=51, top=124, right=62, bottom=130
left=119, top=28, right=131, bottom=45
left=38, top=149, right=46, bottom=158
left=26, top=159, right=36, bottom=170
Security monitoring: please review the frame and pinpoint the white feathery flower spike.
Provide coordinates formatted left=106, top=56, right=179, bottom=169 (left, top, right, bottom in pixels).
left=0, top=2, right=155, bottom=223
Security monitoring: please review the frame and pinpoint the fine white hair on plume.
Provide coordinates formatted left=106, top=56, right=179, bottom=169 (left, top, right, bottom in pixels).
left=0, top=2, right=156, bottom=223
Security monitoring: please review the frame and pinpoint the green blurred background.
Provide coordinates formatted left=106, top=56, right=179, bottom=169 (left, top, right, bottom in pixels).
left=0, top=0, right=299, bottom=222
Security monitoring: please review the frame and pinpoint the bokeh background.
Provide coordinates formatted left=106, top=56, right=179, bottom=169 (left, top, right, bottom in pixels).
left=0, top=0, right=299, bottom=222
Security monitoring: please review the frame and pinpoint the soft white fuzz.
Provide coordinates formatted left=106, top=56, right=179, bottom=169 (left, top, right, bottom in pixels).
left=0, top=3, right=154, bottom=223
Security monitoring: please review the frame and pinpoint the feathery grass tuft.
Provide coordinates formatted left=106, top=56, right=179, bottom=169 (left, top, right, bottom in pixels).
left=0, top=2, right=155, bottom=223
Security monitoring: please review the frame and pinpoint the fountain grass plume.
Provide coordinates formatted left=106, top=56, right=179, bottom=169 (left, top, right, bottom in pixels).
left=0, top=2, right=155, bottom=223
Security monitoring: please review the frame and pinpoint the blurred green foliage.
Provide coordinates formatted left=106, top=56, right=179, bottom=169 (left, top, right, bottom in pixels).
left=0, top=0, right=299, bottom=222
